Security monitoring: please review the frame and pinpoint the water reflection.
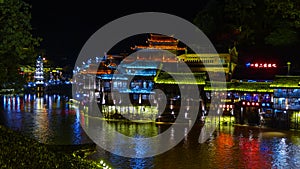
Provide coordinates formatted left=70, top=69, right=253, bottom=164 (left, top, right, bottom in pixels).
left=2, top=94, right=300, bottom=168
left=0, top=94, right=92, bottom=145
left=87, top=124, right=300, bottom=169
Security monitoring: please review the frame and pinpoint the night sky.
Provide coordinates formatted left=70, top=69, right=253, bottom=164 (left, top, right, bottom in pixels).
left=29, top=1, right=208, bottom=67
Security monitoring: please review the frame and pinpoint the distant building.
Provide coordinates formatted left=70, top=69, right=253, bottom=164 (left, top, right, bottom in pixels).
left=34, top=56, right=44, bottom=85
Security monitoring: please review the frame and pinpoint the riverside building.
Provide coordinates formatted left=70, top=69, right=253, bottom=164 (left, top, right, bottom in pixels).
left=73, top=33, right=300, bottom=129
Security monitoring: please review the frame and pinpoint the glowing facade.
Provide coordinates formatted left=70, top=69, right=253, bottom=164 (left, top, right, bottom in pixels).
left=73, top=33, right=300, bottom=128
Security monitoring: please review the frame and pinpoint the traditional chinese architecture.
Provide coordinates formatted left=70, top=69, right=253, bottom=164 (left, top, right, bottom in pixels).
left=131, top=33, right=186, bottom=54
left=73, top=33, right=300, bottom=129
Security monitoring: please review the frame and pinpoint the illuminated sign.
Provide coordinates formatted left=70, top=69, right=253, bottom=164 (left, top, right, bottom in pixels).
left=246, top=62, right=277, bottom=68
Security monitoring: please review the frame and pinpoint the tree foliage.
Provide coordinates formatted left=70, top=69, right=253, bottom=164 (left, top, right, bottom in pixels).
left=0, top=0, right=41, bottom=89
left=193, top=0, right=300, bottom=49
left=264, top=0, right=300, bottom=46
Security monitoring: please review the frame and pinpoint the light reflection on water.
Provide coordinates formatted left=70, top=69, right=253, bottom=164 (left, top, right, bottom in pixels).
left=2, top=94, right=300, bottom=168
left=0, top=94, right=93, bottom=145
left=87, top=124, right=300, bottom=169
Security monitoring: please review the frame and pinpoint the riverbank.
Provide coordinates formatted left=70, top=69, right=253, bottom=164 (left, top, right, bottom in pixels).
left=0, top=125, right=105, bottom=169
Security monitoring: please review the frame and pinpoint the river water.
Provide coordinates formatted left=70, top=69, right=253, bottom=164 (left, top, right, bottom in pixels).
left=0, top=94, right=92, bottom=145
left=1, top=94, right=300, bottom=169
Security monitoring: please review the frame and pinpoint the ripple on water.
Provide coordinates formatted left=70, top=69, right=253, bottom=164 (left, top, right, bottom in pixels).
left=3, top=95, right=300, bottom=168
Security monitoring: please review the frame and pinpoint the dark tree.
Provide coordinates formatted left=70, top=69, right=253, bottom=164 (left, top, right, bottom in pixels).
left=264, top=0, right=300, bottom=46
left=193, top=0, right=300, bottom=49
left=0, top=0, right=41, bottom=90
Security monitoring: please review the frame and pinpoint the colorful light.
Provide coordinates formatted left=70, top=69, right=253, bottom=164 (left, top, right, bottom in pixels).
left=246, top=62, right=277, bottom=68
left=242, top=101, right=260, bottom=107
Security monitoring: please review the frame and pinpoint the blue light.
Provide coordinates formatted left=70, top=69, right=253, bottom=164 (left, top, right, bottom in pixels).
left=245, top=62, right=251, bottom=67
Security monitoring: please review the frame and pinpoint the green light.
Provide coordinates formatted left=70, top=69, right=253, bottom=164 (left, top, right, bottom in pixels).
left=270, top=75, right=300, bottom=88
left=204, top=82, right=273, bottom=93
left=154, top=72, right=206, bottom=85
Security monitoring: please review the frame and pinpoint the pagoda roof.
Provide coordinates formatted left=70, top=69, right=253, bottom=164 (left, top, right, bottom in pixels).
left=117, top=60, right=160, bottom=76
left=120, top=60, right=160, bottom=69
left=154, top=72, right=207, bottom=85
left=96, top=74, right=128, bottom=80
left=148, top=33, right=178, bottom=41
left=132, top=45, right=186, bottom=51
left=131, top=33, right=187, bottom=51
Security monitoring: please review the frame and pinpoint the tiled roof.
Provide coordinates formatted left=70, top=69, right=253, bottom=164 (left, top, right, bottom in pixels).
left=154, top=72, right=207, bottom=85
left=270, top=75, right=300, bottom=88
left=120, top=60, right=160, bottom=69
left=204, top=82, right=273, bottom=93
